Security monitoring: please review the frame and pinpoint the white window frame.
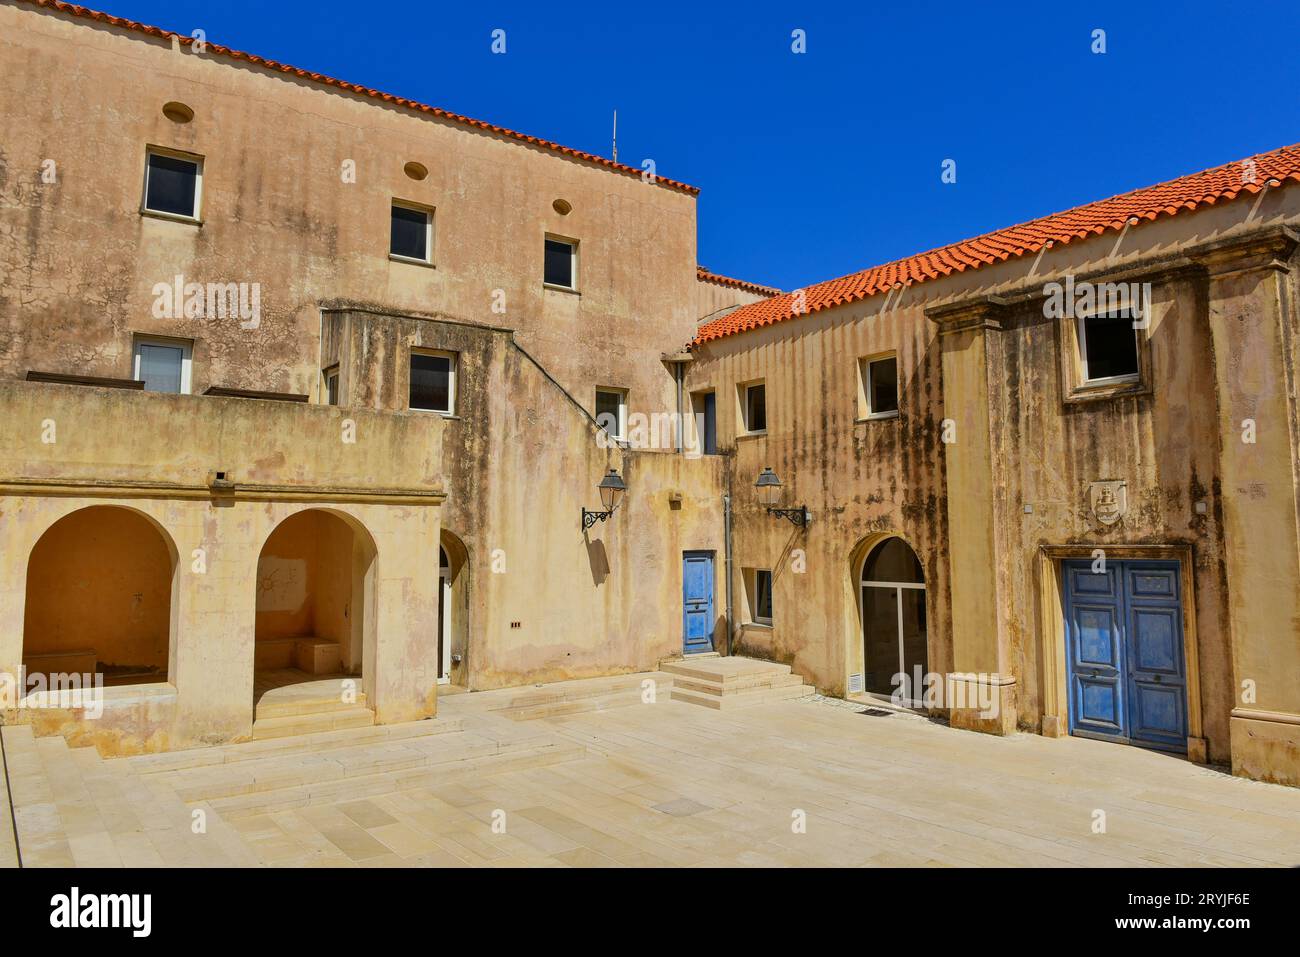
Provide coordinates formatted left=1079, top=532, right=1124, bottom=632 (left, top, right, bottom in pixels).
left=595, top=387, right=628, bottom=440
left=742, top=381, right=767, bottom=435
left=132, top=335, right=193, bottom=394
left=748, top=568, right=774, bottom=626
left=390, top=200, right=435, bottom=265
left=142, top=146, right=204, bottom=222
left=1077, top=312, right=1141, bottom=387
left=408, top=349, right=456, bottom=415
left=543, top=234, right=579, bottom=291
left=860, top=353, right=900, bottom=420
left=323, top=365, right=340, bottom=406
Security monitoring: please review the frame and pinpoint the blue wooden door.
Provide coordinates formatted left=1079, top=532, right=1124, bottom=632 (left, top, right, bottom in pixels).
left=682, top=551, right=715, bottom=654
left=1062, top=559, right=1187, bottom=752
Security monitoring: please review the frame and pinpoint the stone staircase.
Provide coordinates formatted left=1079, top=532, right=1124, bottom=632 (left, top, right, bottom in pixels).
left=660, top=656, right=813, bottom=710
left=252, top=677, right=374, bottom=739
left=490, top=672, right=675, bottom=721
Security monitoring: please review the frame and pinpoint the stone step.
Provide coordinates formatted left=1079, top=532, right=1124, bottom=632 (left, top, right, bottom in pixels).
left=671, top=682, right=813, bottom=711
left=1, top=724, right=75, bottom=867
left=671, top=672, right=805, bottom=697
left=254, top=679, right=368, bottom=720
left=252, top=706, right=375, bottom=740
left=120, top=718, right=463, bottom=774
left=659, top=657, right=793, bottom=685
left=205, top=736, right=586, bottom=819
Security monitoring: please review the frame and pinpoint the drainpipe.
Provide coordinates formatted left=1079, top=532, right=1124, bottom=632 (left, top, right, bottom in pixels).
left=723, top=490, right=734, bottom=657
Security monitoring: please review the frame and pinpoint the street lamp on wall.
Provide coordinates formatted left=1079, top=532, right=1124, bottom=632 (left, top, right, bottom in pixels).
left=755, top=467, right=810, bottom=527
left=582, top=467, right=627, bottom=531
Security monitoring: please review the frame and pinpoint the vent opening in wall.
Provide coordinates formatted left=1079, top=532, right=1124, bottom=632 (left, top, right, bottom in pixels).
left=162, top=101, right=194, bottom=123
left=404, top=161, right=428, bottom=181
left=848, top=673, right=864, bottom=694
left=552, top=198, right=572, bottom=215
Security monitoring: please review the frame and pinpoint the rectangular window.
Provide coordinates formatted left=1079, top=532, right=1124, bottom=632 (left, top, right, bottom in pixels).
left=409, top=351, right=455, bottom=414
left=324, top=366, right=340, bottom=406
left=861, top=354, right=899, bottom=418
left=748, top=569, right=774, bottom=625
left=391, top=202, right=433, bottom=263
left=133, top=336, right=192, bottom=394
left=595, top=388, right=627, bottom=439
left=691, top=390, right=717, bottom=455
left=743, top=382, right=767, bottom=434
left=143, top=149, right=202, bottom=219
left=544, top=237, right=577, bottom=289
left=1079, top=313, right=1139, bottom=383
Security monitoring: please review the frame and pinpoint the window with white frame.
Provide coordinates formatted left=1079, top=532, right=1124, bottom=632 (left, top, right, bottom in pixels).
left=742, top=381, right=767, bottom=434
left=747, top=568, right=774, bottom=625
left=595, top=388, right=627, bottom=440
left=860, top=354, right=899, bottom=418
left=544, top=236, right=577, bottom=289
left=391, top=201, right=433, bottom=263
left=409, top=350, right=456, bottom=414
left=143, top=148, right=202, bottom=220
left=133, top=336, right=192, bottom=394
left=1078, top=311, right=1140, bottom=384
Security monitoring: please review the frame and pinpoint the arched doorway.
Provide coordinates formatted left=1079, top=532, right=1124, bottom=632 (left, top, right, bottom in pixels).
left=439, top=530, right=469, bottom=687
left=860, top=537, right=928, bottom=705
left=23, top=505, right=177, bottom=687
left=254, top=509, right=376, bottom=709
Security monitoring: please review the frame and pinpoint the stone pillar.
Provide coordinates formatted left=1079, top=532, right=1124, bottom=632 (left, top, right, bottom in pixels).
left=928, top=299, right=1016, bottom=734
left=1196, top=225, right=1300, bottom=786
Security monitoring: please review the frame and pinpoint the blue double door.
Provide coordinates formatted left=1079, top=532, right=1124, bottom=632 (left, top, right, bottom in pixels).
left=682, top=551, right=715, bottom=654
left=1062, top=559, right=1188, bottom=753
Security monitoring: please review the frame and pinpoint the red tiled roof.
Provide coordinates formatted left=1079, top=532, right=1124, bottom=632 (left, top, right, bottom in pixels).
left=17, top=0, right=699, bottom=196
left=696, top=266, right=780, bottom=297
left=693, top=143, right=1300, bottom=345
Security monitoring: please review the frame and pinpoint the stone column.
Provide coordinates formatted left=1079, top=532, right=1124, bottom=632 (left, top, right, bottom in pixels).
left=928, top=298, right=1017, bottom=734
left=1195, top=225, right=1300, bottom=786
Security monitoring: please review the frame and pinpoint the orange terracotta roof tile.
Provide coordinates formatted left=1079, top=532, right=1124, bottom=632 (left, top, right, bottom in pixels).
left=18, top=0, right=699, bottom=196
left=693, top=143, right=1300, bottom=346
left=696, top=266, right=780, bottom=297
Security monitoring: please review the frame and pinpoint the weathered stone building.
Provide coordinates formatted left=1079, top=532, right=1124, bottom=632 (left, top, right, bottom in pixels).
left=2, top=0, right=1298, bottom=787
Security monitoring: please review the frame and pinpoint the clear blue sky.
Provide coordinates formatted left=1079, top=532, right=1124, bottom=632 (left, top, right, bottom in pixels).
left=92, top=0, right=1300, bottom=291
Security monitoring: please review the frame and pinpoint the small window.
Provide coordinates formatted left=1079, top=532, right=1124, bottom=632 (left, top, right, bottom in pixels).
left=691, top=390, right=717, bottom=455
left=323, top=366, right=340, bottom=406
left=742, top=382, right=767, bottom=434
left=1079, top=313, right=1139, bottom=383
left=133, top=336, right=192, bottom=394
left=747, top=569, right=774, bottom=625
left=595, top=388, right=627, bottom=440
left=409, top=351, right=455, bottom=414
left=544, top=237, right=577, bottom=289
left=143, top=149, right=202, bottom=219
left=861, top=354, right=899, bottom=418
left=391, top=202, right=433, bottom=263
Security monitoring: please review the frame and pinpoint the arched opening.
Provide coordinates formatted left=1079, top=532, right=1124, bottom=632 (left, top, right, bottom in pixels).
left=860, top=536, right=928, bottom=704
left=253, top=509, right=377, bottom=711
left=23, top=505, right=177, bottom=688
left=439, top=529, right=469, bottom=688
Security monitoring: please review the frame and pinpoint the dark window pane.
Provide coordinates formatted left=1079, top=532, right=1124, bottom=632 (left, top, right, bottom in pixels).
left=596, top=390, right=622, bottom=435
left=325, top=370, right=339, bottom=406
left=869, top=356, right=899, bottom=414
left=701, top=392, right=716, bottom=454
left=410, top=353, right=451, bottom=411
left=544, top=239, right=574, bottom=287
left=145, top=153, right=198, bottom=217
left=756, top=570, right=773, bottom=621
left=391, top=205, right=429, bottom=260
left=137, top=343, right=184, bottom=393
left=1083, top=314, right=1139, bottom=380
left=747, top=384, right=766, bottom=432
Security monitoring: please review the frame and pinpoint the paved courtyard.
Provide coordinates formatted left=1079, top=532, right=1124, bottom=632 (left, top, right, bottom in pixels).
left=5, top=674, right=1300, bottom=867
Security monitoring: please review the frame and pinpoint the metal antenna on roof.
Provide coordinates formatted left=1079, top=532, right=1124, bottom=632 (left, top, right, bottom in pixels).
left=612, top=109, right=618, bottom=164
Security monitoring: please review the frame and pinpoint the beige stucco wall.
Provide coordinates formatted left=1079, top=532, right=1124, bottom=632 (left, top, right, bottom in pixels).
left=0, top=1, right=699, bottom=426
left=696, top=276, right=774, bottom=324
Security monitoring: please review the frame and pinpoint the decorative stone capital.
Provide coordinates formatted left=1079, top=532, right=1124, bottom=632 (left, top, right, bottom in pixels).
left=925, top=295, right=1011, bottom=336
left=1190, top=224, right=1299, bottom=279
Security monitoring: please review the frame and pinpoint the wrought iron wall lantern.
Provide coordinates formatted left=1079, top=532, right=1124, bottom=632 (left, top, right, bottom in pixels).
left=755, top=467, right=811, bottom=527
left=581, top=468, right=627, bottom=531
